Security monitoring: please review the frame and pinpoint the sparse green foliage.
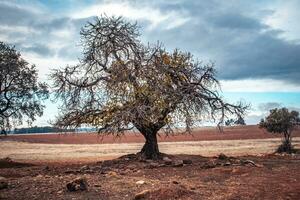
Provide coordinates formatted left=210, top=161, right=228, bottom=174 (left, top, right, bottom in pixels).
left=259, top=108, right=300, bottom=153
left=0, top=42, right=49, bottom=131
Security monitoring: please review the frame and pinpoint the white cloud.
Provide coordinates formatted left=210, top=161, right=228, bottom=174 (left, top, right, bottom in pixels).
left=220, top=79, right=300, bottom=92
left=263, top=0, right=300, bottom=41
left=22, top=52, right=77, bottom=82
left=71, top=1, right=190, bottom=30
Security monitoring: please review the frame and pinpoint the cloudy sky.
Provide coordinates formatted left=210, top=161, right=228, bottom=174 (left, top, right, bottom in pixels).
left=1, top=0, right=300, bottom=126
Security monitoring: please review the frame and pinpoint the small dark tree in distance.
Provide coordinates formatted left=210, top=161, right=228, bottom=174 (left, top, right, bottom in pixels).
left=225, top=119, right=234, bottom=126
left=235, top=116, right=246, bottom=125
left=259, top=108, right=300, bottom=153
left=0, top=42, right=49, bottom=130
left=225, top=116, right=246, bottom=126
left=51, top=16, right=248, bottom=159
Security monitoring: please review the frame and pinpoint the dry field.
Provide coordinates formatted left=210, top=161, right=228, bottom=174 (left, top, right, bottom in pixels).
left=0, top=138, right=300, bottom=163
left=0, top=125, right=300, bottom=199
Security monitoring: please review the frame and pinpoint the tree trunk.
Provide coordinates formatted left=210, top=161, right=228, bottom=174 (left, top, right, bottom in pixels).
left=140, top=131, right=160, bottom=160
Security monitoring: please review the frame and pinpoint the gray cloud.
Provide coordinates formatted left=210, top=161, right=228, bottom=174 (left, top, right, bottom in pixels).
left=139, top=1, right=300, bottom=84
left=0, top=2, right=36, bottom=26
left=0, top=0, right=299, bottom=85
left=14, top=42, right=54, bottom=57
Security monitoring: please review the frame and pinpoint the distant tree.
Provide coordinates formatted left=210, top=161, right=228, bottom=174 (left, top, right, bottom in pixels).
left=225, top=116, right=246, bottom=126
left=259, top=108, right=300, bottom=153
left=51, top=16, right=248, bottom=159
left=234, top=116, right=246, bottom=125
left=0, top=42, right=49, bottom=131
left=225, top=119, right=234, bottom=126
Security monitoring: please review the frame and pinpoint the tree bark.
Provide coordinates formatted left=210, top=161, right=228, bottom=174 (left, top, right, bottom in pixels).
left=139, top=130, right=160, bottom=160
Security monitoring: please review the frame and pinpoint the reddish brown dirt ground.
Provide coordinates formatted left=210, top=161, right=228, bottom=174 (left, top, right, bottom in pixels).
left=0, top=154, right=300, bottom=200
left=2, top=125, right=300, bottom=144
left=1, top=125, right=300, bottom=199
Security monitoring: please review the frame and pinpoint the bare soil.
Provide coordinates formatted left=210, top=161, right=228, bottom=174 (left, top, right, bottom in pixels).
left=0, top=125, right=300, bottom=199
left=0, top=153, right=300, bottom=200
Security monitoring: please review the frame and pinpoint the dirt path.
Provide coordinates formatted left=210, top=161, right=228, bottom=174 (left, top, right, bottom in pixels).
left=1, top=137, right=300, bottom=163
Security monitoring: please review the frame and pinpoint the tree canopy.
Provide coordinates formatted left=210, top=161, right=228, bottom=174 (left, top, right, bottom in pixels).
left=51, top=16, right=248, bottom=159
left=259, top=108, right=300, bottom=153
left=0, top=42, right=49, bottom=130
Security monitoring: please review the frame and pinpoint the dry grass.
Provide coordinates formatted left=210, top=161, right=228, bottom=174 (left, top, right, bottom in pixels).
left=1, top=137, right=299, bottom=163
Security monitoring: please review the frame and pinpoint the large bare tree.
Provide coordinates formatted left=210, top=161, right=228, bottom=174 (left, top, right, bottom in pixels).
left=0, top=42, right=49, bottom=131
left=51, top=16, right=248, bottom=159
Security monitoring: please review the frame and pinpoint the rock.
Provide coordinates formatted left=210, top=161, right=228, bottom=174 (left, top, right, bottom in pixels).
left=224, top=161, right=231, bottom=166
left=218, top=153, right=228, bottom=160
left=80, top=165, right=90, bottom=171
left=202, top=160, right=217, bottom=169
left=0, top=177, right=8, bottom=190
left=149, top=162, right=159, bottom=168
left=136, top=180, right=145, bottom=185
left=163, top=157, right=172, bottom=165
left=183, top=159, right=193, bottom=164
left=242, top=160, right=263, bottom=167
left=57, top=190, right=63, bottom=195
left=134, top=190, right=150, bottom=200
left=44, top=166, right=50, bottom=171
left=36, top=174, right=43, bottom=178
left=172, top=180, right=179, bottom=184
left=173, top=160, right=184, bottom=167
left=242, top=160, right=257, bottom=167
left=94, top=184, right=101, bottom=187
left=66, top=177, right=88, bottom=192
left=107, top=171, right=118, bottom=177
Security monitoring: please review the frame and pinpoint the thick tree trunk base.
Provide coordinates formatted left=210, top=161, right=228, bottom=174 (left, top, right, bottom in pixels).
left=138, top=132, right=162, bottom=160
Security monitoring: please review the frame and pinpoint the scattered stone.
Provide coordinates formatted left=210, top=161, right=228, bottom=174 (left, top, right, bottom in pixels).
left=242, top=159, right=263, bottom=167
left=163, top=157, right=172, bottom=165
left=57, top=190, right=63, bottom=195
left=202, top=160, right=217, bottom=169
left=66, top=177, right=88, bottom=192
left=183, top=159, right=193, bottom=165
left=158, top=163, right=166, bottom=167
left=107, top=171, right=118, bottom=177
left=149, top=162, right=159, bottom=168
left=94, top=184, right=101, bottom=187
left=173, top=160, right=184, bottom=167
left=0, top=177, right=8, bottom=190
left=134, top=190, right=150, bottom=200
left=172, top=180, right=179, bottom=184
left=80, top=165, right=90, bottom=171
left=136, top=180, right=145, bottom=185
left=218, top=153, right=228, bottom=160
left=190, top=187, right=196, bottom=190
left=243, top=160, right=255, bottom=166
left=36, top=174, right=43, bottom=178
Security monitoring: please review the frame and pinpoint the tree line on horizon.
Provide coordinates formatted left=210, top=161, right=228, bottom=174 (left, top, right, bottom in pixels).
left=0, top=16, right=299, bottom=157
